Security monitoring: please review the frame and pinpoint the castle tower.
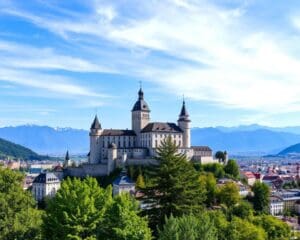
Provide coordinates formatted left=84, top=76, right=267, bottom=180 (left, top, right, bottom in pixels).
left=132, top=87, right=150, bottom=146
left=89, top=115, right=102, bottom=164
left=178, top=99, right=191, bottom=148
left=63, top=150, right=71, bottom=168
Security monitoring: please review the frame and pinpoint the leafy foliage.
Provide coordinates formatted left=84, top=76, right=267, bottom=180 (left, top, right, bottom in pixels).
left=199, top=173, right=217, bottom=207
left=0, top=168, right=42, bottom=240
left=43, top=177, right=151, bottom=240
left=251, top=182, right=270, bottom=214
left=217, top=182, right=240, bottom=207
left=99, top=194, right=152, bottom=240
left=197, top=163, right=225, bottom=179
left=43, top=177, right=111, bottom=240
left=224, top=159, right=239, bottom=179
left=253, top=215, right=291, bottom=240
left=158, top=213, right=217, bottom=240
left=226, top=217, right=266, bottom=240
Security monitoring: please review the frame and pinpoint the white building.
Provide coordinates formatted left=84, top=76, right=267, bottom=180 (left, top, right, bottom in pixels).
left=112, top=173, right=135, bottom=196
left=66, top=88, right=216, bottom=177
left=32, top=172, right=61, bottom=202
left=270, top=196, right=284, bottom=216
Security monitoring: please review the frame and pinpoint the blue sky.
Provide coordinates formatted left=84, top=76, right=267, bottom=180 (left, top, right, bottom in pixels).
left=1, top=0, right=300, bottom=129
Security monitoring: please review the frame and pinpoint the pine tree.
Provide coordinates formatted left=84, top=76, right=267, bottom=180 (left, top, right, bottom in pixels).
left=141, top=137, right=206, bottom=228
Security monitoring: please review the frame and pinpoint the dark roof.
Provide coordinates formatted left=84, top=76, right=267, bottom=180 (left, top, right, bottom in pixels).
left=192, top=146, right=212, bottom=151
left=33, top=172, right=60, bottom=184
left=132, top=88, right=150, bottom=112
left=113, top=175, right=135, bottom=186
left=141, top=122, right=183, bottom=133
left=65, top=151, right=70, bottom=161
left=178, top=100, right=190, bottom=122
left=102, top=129, right=136, bottom=136
left=91, top=115, right=101, bottom=129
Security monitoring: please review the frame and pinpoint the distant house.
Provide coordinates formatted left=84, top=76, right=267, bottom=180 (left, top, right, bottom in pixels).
left=270, top=195, right=284, bottom=216
left=113, top=173, right=135, bottom=196
left=32, top=172, right=61, bottom=202
left=241, top=171, right=256, bottom=186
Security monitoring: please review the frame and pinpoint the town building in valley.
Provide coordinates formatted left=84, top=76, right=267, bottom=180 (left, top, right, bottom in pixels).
left=32, top=172, right=61, bottom=202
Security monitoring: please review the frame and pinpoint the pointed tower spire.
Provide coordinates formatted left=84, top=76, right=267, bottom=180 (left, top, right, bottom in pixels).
left=178, top=98, right=190, bottom=122
left=91, top=115, right=101, bottom=129
left=65, top=150, right=70, bottom=161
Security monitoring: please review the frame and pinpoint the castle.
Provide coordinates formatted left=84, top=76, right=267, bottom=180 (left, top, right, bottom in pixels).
left=66, top=88, right=216, bottom=177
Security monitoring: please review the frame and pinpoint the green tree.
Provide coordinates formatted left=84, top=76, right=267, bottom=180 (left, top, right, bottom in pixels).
left=158, top=213, right=217, bottom=240
left=0, top=168, right=42, bottom=240
left=218, top=182, right=240, bottom=207
left=99, top=194, right=152, bottom=240
left=43, top=177, right=112, bottom=240
left=201, top=163, right=225, bottom=179
left=231, top=201, right=254, bottom=220
left=199, top=173, right=217, bottom=207
left=253, top=215, right=290, bottom=240
left=251, top=182, right=270, bottom=214
left=136, top=174, right=146, bottom=189
left=208, top=211, right=228, bottom=240
left=224, top=159, right=239, bottom=178
left=142, top=137, right=206, bottom=227
left=215, top=151, right=226, bottom=163
left=226, top=217, right=266, bottom=240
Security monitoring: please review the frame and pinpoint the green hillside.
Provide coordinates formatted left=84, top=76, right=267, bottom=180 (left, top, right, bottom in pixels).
left=0, top=137, right=43, bottom=160
left=278, top=143, right=300, bottom=155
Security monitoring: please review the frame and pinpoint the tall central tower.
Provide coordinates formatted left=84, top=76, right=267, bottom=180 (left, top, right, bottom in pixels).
left=132, top=88, right=150, bottom=145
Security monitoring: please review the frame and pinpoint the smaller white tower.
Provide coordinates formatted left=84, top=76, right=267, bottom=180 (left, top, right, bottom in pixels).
left=89, top=115, right=102, bottom=164
left=177, top=99, right=191, bottom=148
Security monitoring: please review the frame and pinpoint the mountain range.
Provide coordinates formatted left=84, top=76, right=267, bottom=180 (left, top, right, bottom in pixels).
left=1, top=124, right=300, bottom=156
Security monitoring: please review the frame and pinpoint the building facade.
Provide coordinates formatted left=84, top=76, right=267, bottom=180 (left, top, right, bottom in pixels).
left=32, top=172, right=61, bottom=202
left=66, top=88, right=217, bottom=177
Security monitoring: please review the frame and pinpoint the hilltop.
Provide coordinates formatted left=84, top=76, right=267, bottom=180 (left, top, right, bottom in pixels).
left=0, top=137, right=44, bottom=160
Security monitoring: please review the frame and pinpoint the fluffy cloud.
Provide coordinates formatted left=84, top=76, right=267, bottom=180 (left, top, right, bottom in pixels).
left=2, top=0, right=300, bottom=113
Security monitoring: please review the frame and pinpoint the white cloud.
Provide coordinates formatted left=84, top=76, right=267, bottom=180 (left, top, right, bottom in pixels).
left=2, top=0, right=300, bottom=114
left=0, top=68, right=103, bottom=97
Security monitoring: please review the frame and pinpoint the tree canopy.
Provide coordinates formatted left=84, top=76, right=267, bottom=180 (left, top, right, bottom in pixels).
left=224, top=159, right=239, bottom=179
left=251, top=182, right=270, bottom=214
left=0, top=168, right=42, bottom=240
left=158, top=213, right=217, bottom=240
left=43, top=177, right=151, bottom=240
